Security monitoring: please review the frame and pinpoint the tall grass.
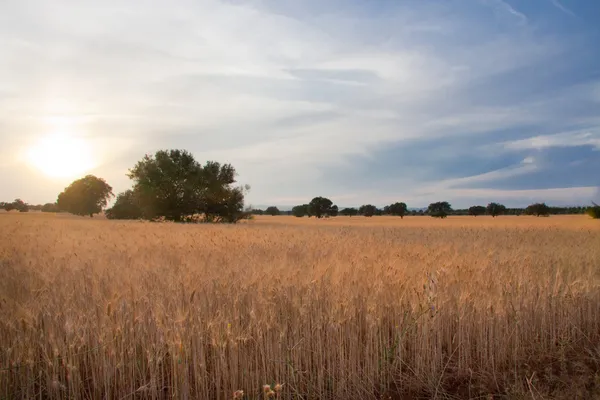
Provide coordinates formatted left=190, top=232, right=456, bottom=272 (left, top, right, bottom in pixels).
left=1, top=214, right=599, bottom=399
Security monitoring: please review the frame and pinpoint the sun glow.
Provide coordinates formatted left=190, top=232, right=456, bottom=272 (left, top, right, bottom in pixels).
left=27, top=132, right=96, bottom=178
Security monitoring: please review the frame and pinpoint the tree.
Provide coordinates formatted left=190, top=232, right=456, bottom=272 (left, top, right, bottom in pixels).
left=105, top=190, right=143, bottom=220
left=251, top=209, right=264, bottom=215
left=3, top=202, right=15, bottom=212
left=265, top=206, right=280, bottom=216
left=12, top=199, right=29, bottom=212
left=41, top=203, right=59, bottom=213
left=292, top=204, right=309, bottom=217
left=329, top=205, right=339, bottom=217
left=468, top=205, right=486, bottom=216
left=126, top=150, right=248, bottom=223
left=308, top=197, right=338, bottom=218
left=428, top=201, right=452, bottom=218
left=587, top=202, right=600, bottom=219
left=385, top=202, right=408, bottom=218
left=525, top=202, right=550, bottom=217
left=340, top=207, right=358, bottom=216
left=57, top=175, right=114, bottom=217
left=359, top=204, right=377, bottom=217
left=486, top=202, right=506, bottom=217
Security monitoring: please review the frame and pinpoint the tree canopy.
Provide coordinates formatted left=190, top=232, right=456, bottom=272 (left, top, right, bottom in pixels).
left=57, top=175, right=114, bottom=217
left=487, top=202, right=506, bottom=217
left=308, top=197, right=338, bottom=218
left=468, top=205, right=486, bottom=216
left=525, top=202, right=550, bottom=217
left=108, top=149, right=248, bottom=223
left=340, top=207, right=358, bottom=216
left=265, top=206, right=280, bottom=216
left=292, top=204, right=310, bottom=218
left=428, top=201, right=452, bottom=218
left=359, top=204, right=377, bottom=217
left=384, top=202, right=408, bottom=218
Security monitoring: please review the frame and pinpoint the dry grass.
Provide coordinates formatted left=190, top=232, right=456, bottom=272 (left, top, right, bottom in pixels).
left=1, top=213, right=599, bottom=399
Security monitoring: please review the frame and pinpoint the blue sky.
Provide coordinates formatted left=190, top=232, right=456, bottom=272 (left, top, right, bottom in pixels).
left=0, top=0, right=599, bottom=208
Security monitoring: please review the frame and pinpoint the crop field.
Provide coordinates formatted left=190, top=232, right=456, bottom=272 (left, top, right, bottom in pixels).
left=1, top=213, right=599, bottom=399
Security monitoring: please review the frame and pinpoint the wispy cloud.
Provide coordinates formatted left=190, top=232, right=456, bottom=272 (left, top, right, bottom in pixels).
left=482, top=0, right=528, bottom=25
left=549, top=0, right=576, bottom=16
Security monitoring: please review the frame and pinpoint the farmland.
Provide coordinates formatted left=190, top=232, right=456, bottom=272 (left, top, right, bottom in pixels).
left=1, top=213, right=599, bottom=399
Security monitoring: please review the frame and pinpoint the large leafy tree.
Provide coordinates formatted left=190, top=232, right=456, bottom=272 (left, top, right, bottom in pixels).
left=385, top=202, right=408, bottom=218
left=265, top=206, right=280, bottom=216
left=468, top=205, right=486, bottom=216
left=125, top=150, right=248, bottom=223
left=359, top=204, right=377, bottom=217
left=487, top=202, right=506, bottom=217
left=57, top=175, right=114, bottom=217
left=428, top=201, right=452, bottom=218
left=308, top=197, right=337, bottom=218
left=525, top=202, right=550, bottom=217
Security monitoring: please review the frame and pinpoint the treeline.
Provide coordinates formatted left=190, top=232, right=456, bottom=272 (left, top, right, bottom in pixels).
left=252, top=200, right=600, bottom=219
left=2, top=149, right=251, bottom=223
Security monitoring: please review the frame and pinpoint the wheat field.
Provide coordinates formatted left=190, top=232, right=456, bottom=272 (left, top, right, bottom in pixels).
left=1, top=213, right=599, bottom=399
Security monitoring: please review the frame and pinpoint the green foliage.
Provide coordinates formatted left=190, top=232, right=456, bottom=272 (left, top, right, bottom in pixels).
left=428, top=201, right=452, bottom=218
left=251, top=209, right=264, bottom=215
left=384, top=202, right=408, bottom=218
left=292, top=204, right=310, bottom=217
left=308, top=197, right=338, bottom=218
left=468, top=205, right=486, bottom=216
left=340, top=207, right=358, bottom=216
left=105, top=190, right=143, bottom=220
left=57, top=175, right=114, bottom=217
left=41, top=203, right=59, bottom=213
left=329, top=205, right=339, bottom=217
left=359, top=204, right=377, bottom=217
left=486, top=202, right=506, bottom=217
left=587, top=202, right=600, bottom=219
left=265, top=206, right=280, bottom=216
left=525, top=202, right=550, bottom=217
left=125, top=150, right=248, bottom=223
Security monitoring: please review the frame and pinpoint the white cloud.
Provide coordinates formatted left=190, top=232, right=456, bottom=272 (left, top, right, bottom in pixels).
left=502, top=129, right=600, bottom=151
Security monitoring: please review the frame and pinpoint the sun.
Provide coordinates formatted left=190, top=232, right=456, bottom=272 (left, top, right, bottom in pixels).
left=27, top=132, right=96, bottom=179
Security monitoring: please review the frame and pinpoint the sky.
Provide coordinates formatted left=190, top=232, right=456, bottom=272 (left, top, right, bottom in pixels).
left=1, top=0, right=599, bottom=209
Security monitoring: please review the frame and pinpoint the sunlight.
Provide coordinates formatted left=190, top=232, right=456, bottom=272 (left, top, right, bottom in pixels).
left=27, top=132, right=96, bottom=179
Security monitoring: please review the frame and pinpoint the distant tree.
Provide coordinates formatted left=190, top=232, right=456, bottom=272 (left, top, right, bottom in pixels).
left=487, top=202, right=506, bottom=217
left=308, top=197, right=338, bottom=218
left=428, top=201, right=452, bottom=218
left=3, top=202, right=15, bottom=212
left=251, top=209, right=264, bottom=215
left=57, top=175, right=114, bottom=217
left=468, top=205, right=486, bottom=216
left=265, top=206, right=280, bottom=216
left=328, top=205, right=339, bottom=217
left=105, top=190, right=143, bottom=220
left=385, top=202, right=408, bottom=218
left=292, top=204, right=309, bottom=217
left=11, top=199, right=29, bottom=212
left=340, top=207, right=358, bottom=216
left=525, top=202, right=550, bottom=217
left=586, top=202, right=600, bottom=219
left=359, top=204, right=377, bottom=217
left=41, top=203, right=59, bottom=213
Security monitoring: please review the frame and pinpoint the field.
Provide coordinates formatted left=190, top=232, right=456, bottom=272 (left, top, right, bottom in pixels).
left=1, top=213, right=599, bottom=399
